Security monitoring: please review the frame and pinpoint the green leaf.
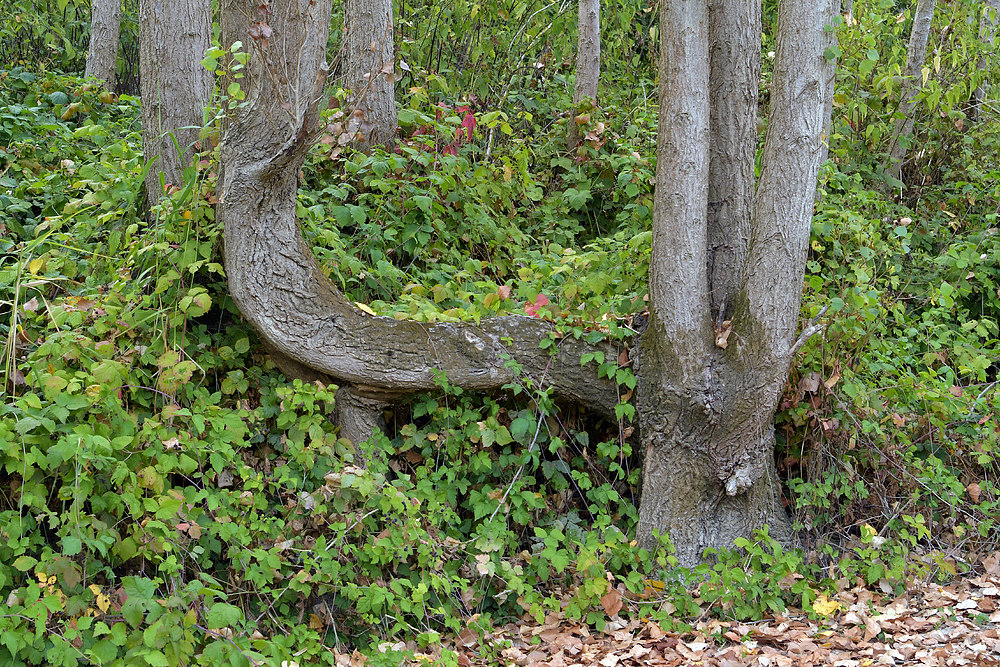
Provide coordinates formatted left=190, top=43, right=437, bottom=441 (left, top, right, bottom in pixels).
left=207, top=602, right=243, bottom=629
left=14, top=555, right=38, bottom=572
left=62, top=536, right=83, bottom=556
left=14, top=416, right=42, bottom=435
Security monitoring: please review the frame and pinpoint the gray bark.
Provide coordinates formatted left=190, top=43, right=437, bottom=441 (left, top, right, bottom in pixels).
left=335, top=387, right=390, bottom=455
left=636, top=0, right=836, bottom=566
left=85, top=0, right=121, bottom=88
left=139, top=0, right=213, bottom=204
left=343, top=0, right=396, bottom=148
left=817, top=0, right=843, bottom=196
left=218, top=1, right=620, bottom=418
left=567, top=0, right=601, bottom=149
left=886, top=0, right=937, bottom=182
left=972, top=0, right=1000, bottom=121
left=707, top=0, right=760, bottom=317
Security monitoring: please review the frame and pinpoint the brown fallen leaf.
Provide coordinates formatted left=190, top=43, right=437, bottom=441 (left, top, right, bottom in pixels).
left=601, top=589, right=623, bottom=618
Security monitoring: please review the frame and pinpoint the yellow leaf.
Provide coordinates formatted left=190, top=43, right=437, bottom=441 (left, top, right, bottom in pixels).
left=29, top=258, right=44, bottom=274
left=812, top=594, right=841, bottom=616
left=96, top=592, right=110, bottom=612
left=355, top=302, right=376, bottom=316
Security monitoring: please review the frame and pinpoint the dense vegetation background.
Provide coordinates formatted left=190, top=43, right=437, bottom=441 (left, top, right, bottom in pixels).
left=1, top=0, right=998, bottom=664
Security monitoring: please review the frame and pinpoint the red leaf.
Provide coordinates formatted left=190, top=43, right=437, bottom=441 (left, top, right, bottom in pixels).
left=524, top=293, right=550, bottom=317
left=461, top=111, right=476, bottom=141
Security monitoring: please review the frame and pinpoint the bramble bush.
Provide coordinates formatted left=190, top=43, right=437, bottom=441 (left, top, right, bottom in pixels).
left=2, top=9, right=1000, bottom=661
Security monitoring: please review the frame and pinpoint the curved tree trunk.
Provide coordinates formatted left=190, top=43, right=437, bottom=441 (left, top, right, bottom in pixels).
left=886, top=0, right=937, bottom=183
left=636, top=0, right=836, bottom=567
left=343, top=0, right=397, bottom=149
left=219, top=1, right=620, bottom=418
left=85, top=0, right=121, bottom=88
left=567, top=0, right=600, bottom=149
left=971, top=0, right=1000, bottom=122
left=139, top=0, right=213, bottom=204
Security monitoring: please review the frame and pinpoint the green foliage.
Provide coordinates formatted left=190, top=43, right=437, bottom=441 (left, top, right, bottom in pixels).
left=0, top=0, right=90, bottom=72
left=827, top=0, right=1000, bottom=190
left=3, top=3, right=1000, bottom=660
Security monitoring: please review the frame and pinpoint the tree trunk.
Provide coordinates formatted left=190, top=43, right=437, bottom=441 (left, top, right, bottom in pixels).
left=817, top=0, right=843, bottom=201
left=971, top=0, right=1000, bottom=122
left=219, top=0, right=835, bottom=567
left=567, top=0, right=600, bottom=150
left=343, top=0, right=396, bottom=149
left=85, top=0, right=121, bottom=88
left=886, top=0, right=937, bottom=183
left=139, top=0, right=213, bottom=204
left=219, top=0, right=620, bottom=416
left=707, top=0, right=760, bottom=316
left=636, top=0, right=836, bottom=567
left=335, top=387, right=391, bottom=459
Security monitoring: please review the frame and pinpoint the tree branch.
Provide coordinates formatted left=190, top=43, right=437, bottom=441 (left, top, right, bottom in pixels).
left=789, top=304, right=830, bottom=358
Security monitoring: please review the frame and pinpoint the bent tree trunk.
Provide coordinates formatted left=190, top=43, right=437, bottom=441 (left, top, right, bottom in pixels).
left=219, top=1, right=620, bottom=417
left=886, top=0, right=936, bottom=183
left=139, top=0, right=213, bottom=204
left=85, top=0, right=121, bottom=88
left=567, top=0, right=600, bottom=149
left=636, top=0, right=835, bottom=565
left=343, top=0, right=397, bottom=148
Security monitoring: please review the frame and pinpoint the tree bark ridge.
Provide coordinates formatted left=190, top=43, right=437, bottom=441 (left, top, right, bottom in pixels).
left=139, top=0, right=213, bottom=204
left=85, top=0, right=121, bottom=88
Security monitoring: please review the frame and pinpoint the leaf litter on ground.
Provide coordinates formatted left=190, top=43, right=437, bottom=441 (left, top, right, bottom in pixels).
left=331, top=552, right=1000, bottom=666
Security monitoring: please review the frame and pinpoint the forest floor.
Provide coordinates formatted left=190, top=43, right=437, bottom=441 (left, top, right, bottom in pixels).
left=332, top=552, right=1000, bottom=667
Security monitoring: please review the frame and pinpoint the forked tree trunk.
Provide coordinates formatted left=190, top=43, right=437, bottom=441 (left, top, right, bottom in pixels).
left=139, top=0, right=213, bottom=204
left=343, top=0, right=397, bottom=148
left=971, top=0, right=1000, bottom=121
left=567, top=0, right=600, bottom=149
left=886, top=0, right=936, bottom=182
left=219, top=0, right=835, bottom=567
left=636, top=0, right=836, bottom=566
left=85, top=0, right=121, bottom=88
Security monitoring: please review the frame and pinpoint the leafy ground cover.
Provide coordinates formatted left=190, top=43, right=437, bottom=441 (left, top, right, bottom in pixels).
left=1, top=1, right=1000, bottom=663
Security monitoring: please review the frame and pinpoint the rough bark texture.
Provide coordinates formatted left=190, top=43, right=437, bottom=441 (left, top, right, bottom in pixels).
left=343, top=0, right=397, bottom=148
left=85, top=0, right=121, bottom=88
left=886, top=0, right=937, bottom=182
left=335, top=387, right=390, bottom=454
left=219, top=0, right=620, bottom=424
left=139, top=0, right=212, bottom=204
left=707, top=0, right=759, bottom=317
left=567, top=0, right=600, bottom=149
left=972, top=0, right=1000, bottom=121
left=817, top=0, right=843, bottom=197
left=637, top=0, right=836, bottom=567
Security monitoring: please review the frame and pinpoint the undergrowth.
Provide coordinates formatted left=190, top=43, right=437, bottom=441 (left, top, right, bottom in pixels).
left=1, top=6, right=1000, bottom=659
